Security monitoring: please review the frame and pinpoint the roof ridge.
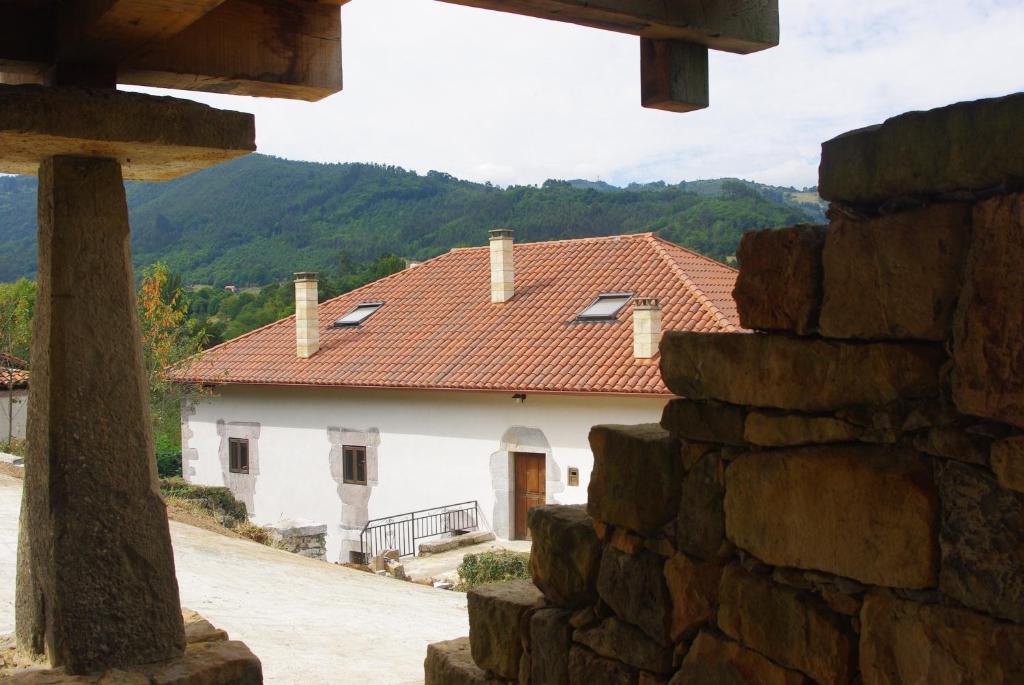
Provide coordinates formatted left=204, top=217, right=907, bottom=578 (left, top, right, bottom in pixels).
left=645, top=234, right=738, bottom=332
left=448, top=232, right=655, bottom=253
left=648, top=232, right=739, bottom=274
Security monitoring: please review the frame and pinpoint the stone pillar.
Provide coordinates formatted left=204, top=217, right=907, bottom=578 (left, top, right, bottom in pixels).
left=16, top=156, right=185, bottom=673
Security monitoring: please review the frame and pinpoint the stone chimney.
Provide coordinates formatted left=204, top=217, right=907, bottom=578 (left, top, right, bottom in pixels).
left=294, top=272, right=319, bottom=359
left=489, top=228, right=514, bottom=303
left=633, top=297, right=662, bottom=359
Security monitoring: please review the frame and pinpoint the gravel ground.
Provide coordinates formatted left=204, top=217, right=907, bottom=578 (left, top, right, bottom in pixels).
left=0, top=474, right=469, bottom=685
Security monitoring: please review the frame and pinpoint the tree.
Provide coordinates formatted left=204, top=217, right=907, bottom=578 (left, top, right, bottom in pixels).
left=137, top=263, right=208, bottom=454
left=0, top=279, right=34, bottom=451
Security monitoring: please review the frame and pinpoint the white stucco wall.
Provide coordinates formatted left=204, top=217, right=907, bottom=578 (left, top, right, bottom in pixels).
left=0, top=389, right=27, bottom=442
left=183, top=385, right=665, bottom=563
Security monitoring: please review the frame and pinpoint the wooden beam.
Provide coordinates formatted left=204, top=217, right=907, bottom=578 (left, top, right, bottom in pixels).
left=641, top=39, right=708, bottom=113
left=118, top=0, right=342, bottom=101
left=0, top=1, right=54, bottom=83
left=56, top=0, right=230, bottom=64
left=0, top=85, right=255, bottom=180
left=434, top=0, right=778, bottom=54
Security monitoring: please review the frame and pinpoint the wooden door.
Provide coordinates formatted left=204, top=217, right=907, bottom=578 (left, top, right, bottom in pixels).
left=514, top=452, right=546, bottom=540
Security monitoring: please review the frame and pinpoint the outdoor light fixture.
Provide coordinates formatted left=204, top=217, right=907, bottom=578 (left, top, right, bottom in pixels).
left=512, top=393, right=527, bottom=403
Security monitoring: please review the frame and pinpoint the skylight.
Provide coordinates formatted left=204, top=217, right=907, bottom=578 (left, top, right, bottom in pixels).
left=333, top=302, right=383, bottom=327
left=576, top=293, right=632, bottom=322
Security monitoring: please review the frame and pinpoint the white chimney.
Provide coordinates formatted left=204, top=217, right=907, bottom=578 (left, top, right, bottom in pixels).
left=294, top=272, right=320, bottom=359
left=489, top=228, right=515, bottom=303
left=633, top=297, right=662, bottom=359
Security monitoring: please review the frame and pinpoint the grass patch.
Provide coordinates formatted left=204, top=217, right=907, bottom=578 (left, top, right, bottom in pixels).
left=160, top=477, right=248, bottom=527
left=456, top=550, right=531, bottom=591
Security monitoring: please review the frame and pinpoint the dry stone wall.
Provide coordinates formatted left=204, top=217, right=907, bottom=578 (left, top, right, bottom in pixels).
left=424, top=93, right=1024, bottom=685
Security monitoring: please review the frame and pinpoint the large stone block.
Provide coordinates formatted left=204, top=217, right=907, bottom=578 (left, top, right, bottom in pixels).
left=663, top=553, right=722, bottom=642
left=991, top=435, right=1024, bottom=494
left=528, top=505, right=601, bottom=608
left=568, top=646, right=636, bottom=685
left=859, top=593, right=1024, bottom=684
left=660, top=399, right=747, bottom=446
left=530, top=609, right=572, bottom=685
left=661, top=332, right=944, bottom=412
left=574, top=618, right=673, bottom=674
left=588, top=425, right=680, bottom=535
left=596, top=548, right=671, bottom=645
left=425, top=638, right=504, bottom=685
left=936, top=460, right=1024, bottom=623
left=743, top=411, right=861, bottom=447
left=676, top=451, right=728, bottom=560
left=468, top=580, right=544, bottom=680
left=819, top=92, right=1024, bottom=204
left=4, top=640, right=262, bottom=685
left=0, top=85, right=255, bottom=180
left=733, top=224, right=826, bottom=334
left=819, top=204, right=971, bottom=341
left=953, top=192, right=1024, bottom=429
left=144, top=640, right=262, bottom=685
left=717, top=566, right=855, bottom=685
left=725, top=446, right=939, bottom=588
left=670, top=632, right=808, bottom=685
left=912, top=425, right=991, bottom=466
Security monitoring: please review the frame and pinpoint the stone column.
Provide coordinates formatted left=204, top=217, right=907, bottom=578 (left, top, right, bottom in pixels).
left=16, top=156, right=185, bottom=673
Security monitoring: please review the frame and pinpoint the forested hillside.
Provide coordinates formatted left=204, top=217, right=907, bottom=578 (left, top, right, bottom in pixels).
left=0, top=155, right=821, bottom=286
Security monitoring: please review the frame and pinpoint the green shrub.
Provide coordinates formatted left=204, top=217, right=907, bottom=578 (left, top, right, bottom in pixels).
left=456, top=550, right=531, bottom=591
left=155, top=450, right=182, bottom=479
left=159, top=477, right=247, bottom=526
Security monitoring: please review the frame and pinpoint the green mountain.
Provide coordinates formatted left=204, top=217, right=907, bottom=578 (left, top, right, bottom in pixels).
left=0, top=154, right=821, bottom=286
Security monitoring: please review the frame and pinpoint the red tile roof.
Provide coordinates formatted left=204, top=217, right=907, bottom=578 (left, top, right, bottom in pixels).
left=169, top=233, right=740, bottom=396
left=0, top=368, right=28, bottom=389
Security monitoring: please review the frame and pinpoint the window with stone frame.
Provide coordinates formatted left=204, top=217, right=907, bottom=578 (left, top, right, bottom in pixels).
left=229, top=437, right=250, bottom=474
left=343, top=445, right=367, bottom=485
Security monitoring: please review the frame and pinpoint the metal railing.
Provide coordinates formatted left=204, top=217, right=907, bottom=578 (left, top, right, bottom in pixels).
left=358, top=500, right=479, bottom=561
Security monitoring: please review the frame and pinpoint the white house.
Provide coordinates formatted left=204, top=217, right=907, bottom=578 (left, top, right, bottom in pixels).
left=170, top=231, right=741, bottom=563
left=0, top=354, right=28, bottom=443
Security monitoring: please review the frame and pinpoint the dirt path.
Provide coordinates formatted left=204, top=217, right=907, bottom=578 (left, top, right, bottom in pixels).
left=0, top=475, right=468, bottom=684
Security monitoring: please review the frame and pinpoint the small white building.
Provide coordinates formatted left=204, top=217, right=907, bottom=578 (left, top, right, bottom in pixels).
left=0, top=354, right=28, bottom=443
left=171, top=232, right=740, bottom=563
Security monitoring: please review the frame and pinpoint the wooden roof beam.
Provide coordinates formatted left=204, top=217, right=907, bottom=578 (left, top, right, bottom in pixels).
left=56, top=0, right=230, bottom=64
left=434, top=0, right=779, bottom=54
left=118, top=0, right=343, bottom=101
left=641, top=39, right=709, bottom=113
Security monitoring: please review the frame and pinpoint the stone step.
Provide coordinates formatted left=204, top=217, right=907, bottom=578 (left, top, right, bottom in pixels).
left=418, top=530, right=496, bottom=556
left=425, top=637, right=506, bottom=685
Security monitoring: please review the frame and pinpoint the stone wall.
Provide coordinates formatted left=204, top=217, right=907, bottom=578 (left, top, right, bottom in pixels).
left=424, top=93, right=1024, bottom=684
left=265, top=519, right=328, bottom=561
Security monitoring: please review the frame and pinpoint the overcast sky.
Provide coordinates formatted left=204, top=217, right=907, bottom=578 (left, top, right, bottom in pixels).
left=136, top=0, right=1024, bottom=189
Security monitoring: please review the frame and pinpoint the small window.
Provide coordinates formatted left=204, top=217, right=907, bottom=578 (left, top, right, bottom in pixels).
left=576, top=293, right=632, bottom=322
left=229, top=438, right=249, bottom=474
left=343, top=445, right=367, bottom=485
left=334, top=302, right=383, bottom=327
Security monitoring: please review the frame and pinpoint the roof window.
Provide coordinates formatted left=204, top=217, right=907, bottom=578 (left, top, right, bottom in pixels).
left=333, top=302, right=383, bottom=327
left=576, top=293, right=632, bottom=322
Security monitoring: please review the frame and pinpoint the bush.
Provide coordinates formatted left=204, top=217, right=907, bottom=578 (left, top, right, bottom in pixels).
left=155, top=450, right=182, bottom=478
left=456, top=550, right=531, bottom=591
left=1, top=438, right=26, bottom=457
left=159, top=477, right=247, bottom=526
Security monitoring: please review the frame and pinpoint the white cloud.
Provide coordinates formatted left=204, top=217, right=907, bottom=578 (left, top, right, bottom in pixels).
left=129, top=0, right=1024, bottom=188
